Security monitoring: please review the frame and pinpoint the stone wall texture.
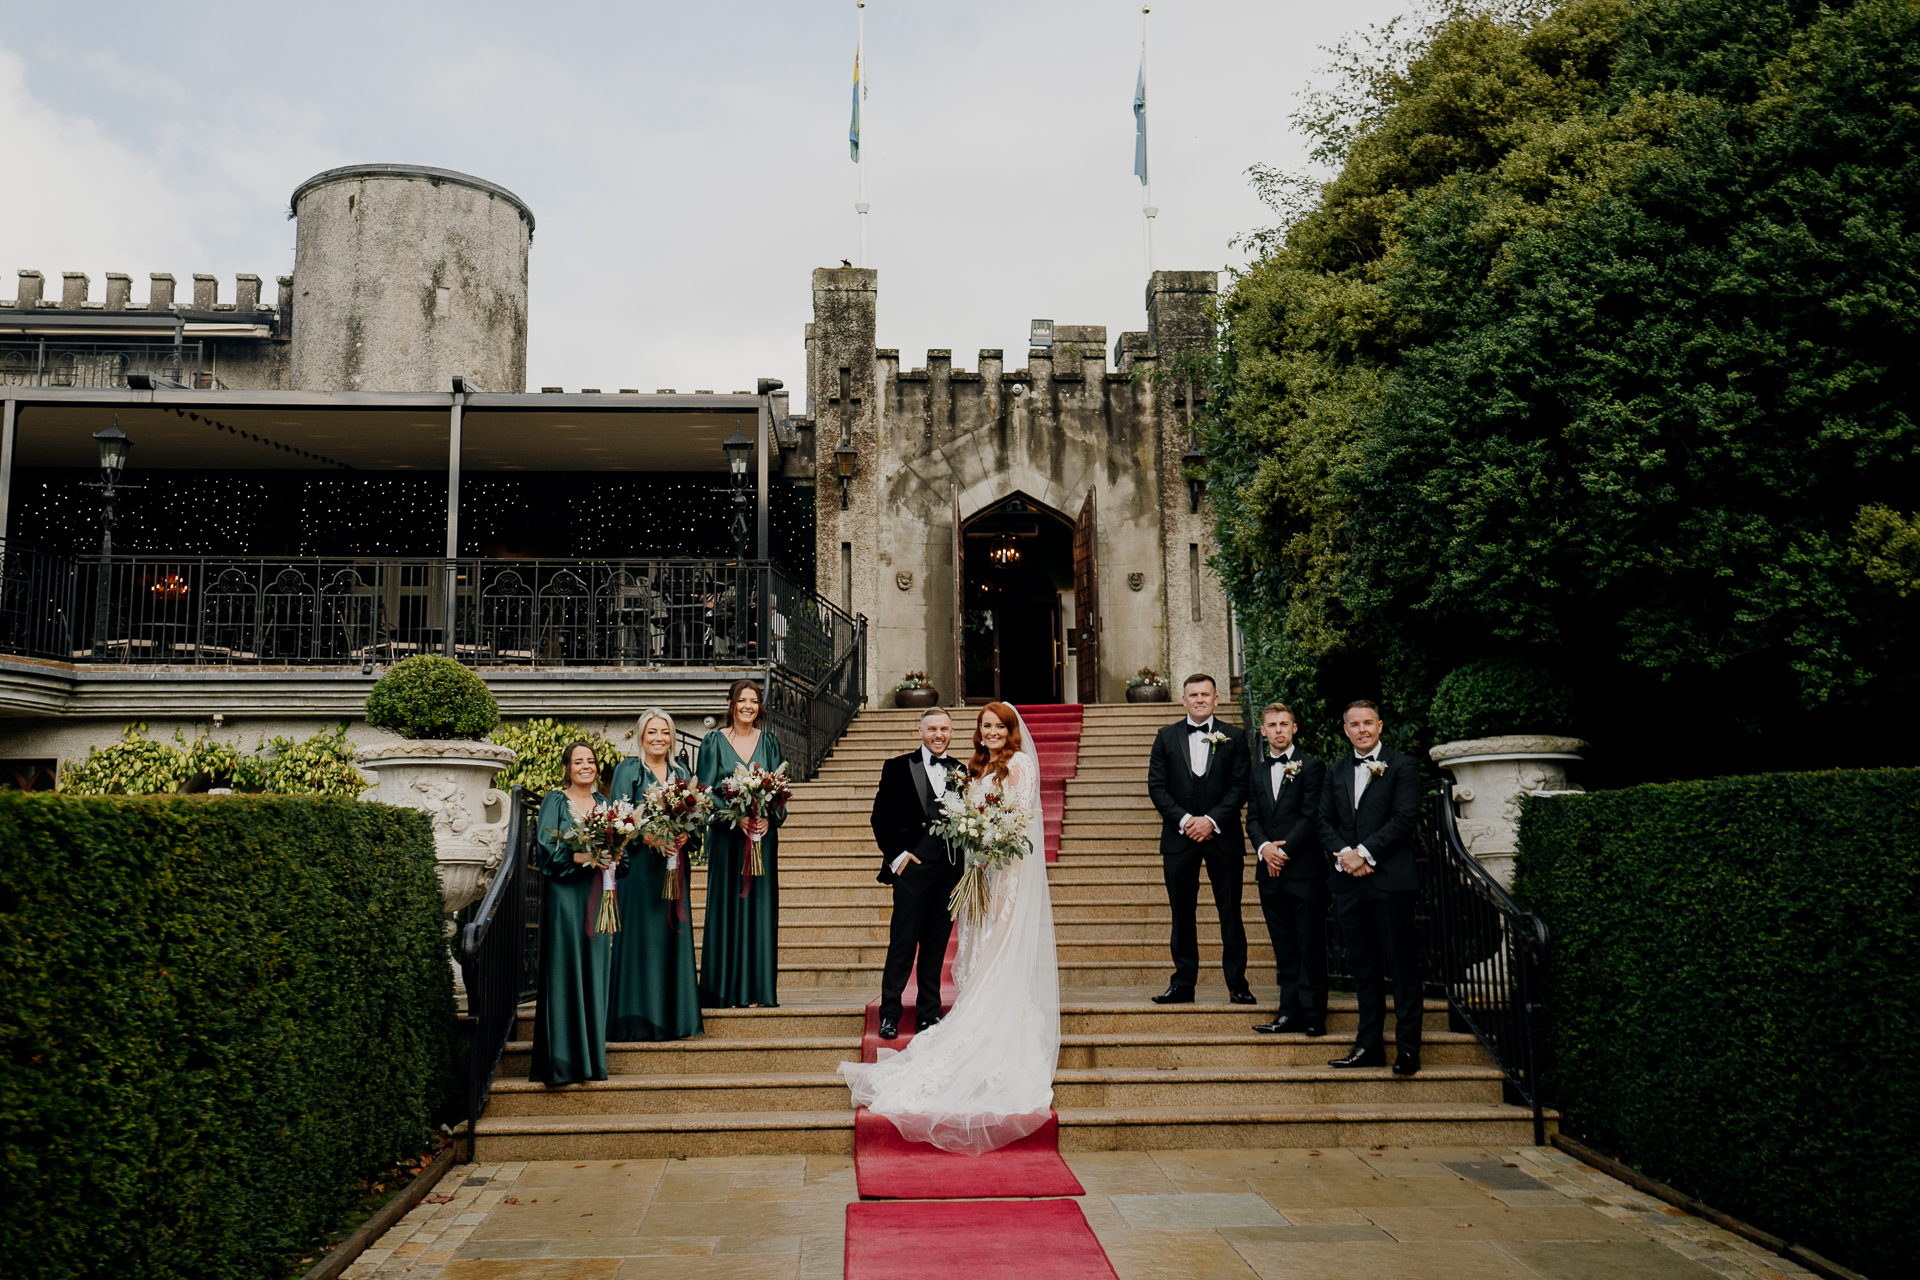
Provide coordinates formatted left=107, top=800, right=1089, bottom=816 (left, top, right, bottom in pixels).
left=288, top=165, right=532, bottom=394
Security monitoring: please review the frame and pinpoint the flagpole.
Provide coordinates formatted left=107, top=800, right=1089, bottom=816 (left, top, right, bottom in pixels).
left=1141, top=7, right=1156, bottom=279
left=856, top=2, right=869, bottom=267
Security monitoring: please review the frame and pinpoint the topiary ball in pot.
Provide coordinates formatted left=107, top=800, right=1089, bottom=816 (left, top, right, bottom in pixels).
left=364, top=654, right=501, bottom=740
left=1429, top=656, right=1574, bottom=743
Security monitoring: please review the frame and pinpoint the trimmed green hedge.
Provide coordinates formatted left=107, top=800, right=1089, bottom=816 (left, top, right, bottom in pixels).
left=0, top=794, right=454, bottom=1279
left=1516, top=771, right=1919, bottom=1277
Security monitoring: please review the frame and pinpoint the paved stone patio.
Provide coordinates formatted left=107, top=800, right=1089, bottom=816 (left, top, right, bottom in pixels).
left=341, top=1143, right=1812, bottom=1279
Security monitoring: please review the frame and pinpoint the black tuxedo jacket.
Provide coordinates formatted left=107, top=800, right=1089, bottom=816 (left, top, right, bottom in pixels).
left=1316, top=745, right=1422, bottom=893
left=1146, top=718, right=1250, bottom=855
left=869, top=750, right=963, bottom=885
left=1246, top=748, right=1326, bottom=884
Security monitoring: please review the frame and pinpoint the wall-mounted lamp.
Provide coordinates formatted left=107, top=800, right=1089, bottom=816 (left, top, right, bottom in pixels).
left=1183, top=442, right=1205, bottom=514
left=834, top=437, right=858, bottom=509
left=723, top=423, right=754, bottom=559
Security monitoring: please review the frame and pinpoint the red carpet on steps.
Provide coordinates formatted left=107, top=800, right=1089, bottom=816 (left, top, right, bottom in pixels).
left=845, top=1200, right=1118, bottom=1280
left=1012, top=703, right=1083, bottom=863
left=853, top=1109, right=1084, bottom=1199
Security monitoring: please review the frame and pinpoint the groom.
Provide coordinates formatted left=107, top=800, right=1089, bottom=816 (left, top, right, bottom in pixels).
left=869, top=707, right=966, bottom=1040
left=1146, top=673, right=1254, bottom=1005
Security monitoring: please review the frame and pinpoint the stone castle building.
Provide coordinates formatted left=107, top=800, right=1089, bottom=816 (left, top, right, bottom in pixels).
left=0, top=163, right=1234, bottom=776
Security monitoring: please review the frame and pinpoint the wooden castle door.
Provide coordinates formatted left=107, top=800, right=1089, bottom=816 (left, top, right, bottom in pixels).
left=1073, top=488, right=1100, bottom=704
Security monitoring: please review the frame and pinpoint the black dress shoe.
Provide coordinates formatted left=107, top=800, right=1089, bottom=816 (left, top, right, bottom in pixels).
left=878, top=1018, right=899, bottom=1040
left=914, top=1013, right=943, bottom=1033
left=1228, top=989, right=1258, bottom=1005
left=1391, top=1052, right=1422, bottom=1077
left=1150, top=986, right=1195, bottom=1004
left=1252, top=1012, right=1301, bottom=1035
left=1303, top=1023, right=1328, bottom=1038
left=1328, top=1044, right=1386, bottom=1068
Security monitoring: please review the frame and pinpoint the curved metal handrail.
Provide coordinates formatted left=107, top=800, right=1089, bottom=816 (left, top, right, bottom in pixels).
left=460, top=784, right=531, bottom=966
left=457, top=784, right=535, bottom=1161
left=1431, top=781, right=1551, bottom=955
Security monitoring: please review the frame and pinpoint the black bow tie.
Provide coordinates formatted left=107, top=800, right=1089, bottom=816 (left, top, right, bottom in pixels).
left=1271, top=754, right=1291, bottom=766
left=1354, top=755, right=1378, bottom=766
left=1187, top=723, right=1211, bottom=734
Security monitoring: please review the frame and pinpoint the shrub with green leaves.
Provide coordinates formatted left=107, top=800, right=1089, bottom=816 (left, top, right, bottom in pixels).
left=0, top=793, right=453, bottom=1279
left=1428, top=657, right=1574, bottom=742
left=364, top=655, right=500, bottom=741
left=490, top=718, right=622, bottom=793
left=60, top=725, right=370, bottom=798
left=1517, top=770, right=1920, bottom=1278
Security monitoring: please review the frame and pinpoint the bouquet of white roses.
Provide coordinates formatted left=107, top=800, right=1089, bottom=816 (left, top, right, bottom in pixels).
left=549, top=797, right=641, bottom=933
left=638, top=775, right=716, bottom=899
left=710, top=760, right=793, bottom=878
left=929, top=774, right=1035, bottom=926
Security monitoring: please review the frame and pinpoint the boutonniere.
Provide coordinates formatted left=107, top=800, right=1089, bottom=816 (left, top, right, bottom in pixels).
left=1363, top=758, right=1389, bottom=778
left=1200, top=730, right=1230, bottom=749
left=1278, top=758, right=1303, bottom=781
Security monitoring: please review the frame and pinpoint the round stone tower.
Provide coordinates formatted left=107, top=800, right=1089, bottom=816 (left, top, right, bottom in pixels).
left=288, top=164, right=533, bottom=393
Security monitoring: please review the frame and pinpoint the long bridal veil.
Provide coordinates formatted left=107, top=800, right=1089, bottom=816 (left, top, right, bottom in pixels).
left=838, top=707, right=1060, bottom=1155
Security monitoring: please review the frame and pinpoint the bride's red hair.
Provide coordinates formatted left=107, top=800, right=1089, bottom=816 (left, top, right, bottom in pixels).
left=968, top=701, right=1024, bottom=785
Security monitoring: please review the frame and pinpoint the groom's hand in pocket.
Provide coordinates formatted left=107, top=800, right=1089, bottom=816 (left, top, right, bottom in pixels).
left=891, top=852, right=921, bottom=877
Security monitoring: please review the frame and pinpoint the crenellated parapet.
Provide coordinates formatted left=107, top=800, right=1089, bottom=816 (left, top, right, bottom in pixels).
left=3, top=269, right=286, bottom=328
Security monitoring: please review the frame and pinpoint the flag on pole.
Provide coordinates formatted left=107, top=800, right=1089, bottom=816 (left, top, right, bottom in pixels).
left=1132, top=60, right=1148, bottom=184
left=850, top=46, right=863, bottom=162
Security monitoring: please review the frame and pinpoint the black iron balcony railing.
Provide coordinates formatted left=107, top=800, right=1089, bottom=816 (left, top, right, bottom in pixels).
left=0, top=544, right=868, bottom=780
left=0, top=339, right=206, bottom=389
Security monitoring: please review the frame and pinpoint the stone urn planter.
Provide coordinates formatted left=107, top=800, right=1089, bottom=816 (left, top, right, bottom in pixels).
left=1127, top=684, right=1171, bottom=703
left=356, top=739, right=519, bottom=914
left=895, top=686, right=940, bottom=709
left=1429, top=735, right=1587, bottom=889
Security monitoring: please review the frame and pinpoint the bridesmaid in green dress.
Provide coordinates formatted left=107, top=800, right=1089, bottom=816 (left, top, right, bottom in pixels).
left=697, top=678, right=787, bottom=1007
left=606, top=708, right=704, bottom=1041
left=528, top=741, right=626, bottom=1086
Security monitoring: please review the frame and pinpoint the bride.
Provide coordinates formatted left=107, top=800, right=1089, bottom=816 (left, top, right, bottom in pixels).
left=838, top=701, right=1059, bottom=1155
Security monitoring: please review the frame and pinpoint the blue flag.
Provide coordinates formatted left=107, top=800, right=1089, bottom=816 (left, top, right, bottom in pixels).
left=1133, top=60, right=1148, bottom=185
left=850, top=47, right=862, bottom=162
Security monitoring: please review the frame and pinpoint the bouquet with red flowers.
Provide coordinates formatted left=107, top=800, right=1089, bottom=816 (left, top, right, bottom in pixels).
left=711, top=760, right=792, bottom=878
left=551, top=797, right=641, bottom=932
left=637, top=775, right=716, bottom=899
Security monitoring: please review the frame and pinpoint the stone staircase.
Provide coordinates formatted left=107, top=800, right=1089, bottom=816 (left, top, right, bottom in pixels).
left=474, top=703, right=1548, bottom=1159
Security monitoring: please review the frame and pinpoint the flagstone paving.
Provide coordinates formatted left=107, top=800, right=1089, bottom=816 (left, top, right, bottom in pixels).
left=339, top=1143, right=1812, bottom=1279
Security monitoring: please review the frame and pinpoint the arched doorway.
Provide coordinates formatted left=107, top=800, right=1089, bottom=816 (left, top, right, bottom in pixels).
left=961, top=493, right=1073, bottom=704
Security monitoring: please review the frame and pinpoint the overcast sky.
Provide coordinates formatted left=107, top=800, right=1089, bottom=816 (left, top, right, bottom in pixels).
left=1, top=0, right=1412, bottom=399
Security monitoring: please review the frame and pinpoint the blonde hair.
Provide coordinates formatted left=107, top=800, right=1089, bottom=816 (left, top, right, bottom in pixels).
left=636, top=707, right=677, bottom=758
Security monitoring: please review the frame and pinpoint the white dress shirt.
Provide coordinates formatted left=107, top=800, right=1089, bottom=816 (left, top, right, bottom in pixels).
left=892, top=747, right=953, bottom=875
left=1179, top=717, right=1216, bottom=832
left=1268, top=745, right=1294, bottom=799
left=1343, top=747, right=1382, bottom=869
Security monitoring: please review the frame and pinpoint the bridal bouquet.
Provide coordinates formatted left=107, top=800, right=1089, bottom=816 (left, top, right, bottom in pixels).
left=929, top=777, right=1035, bottom=927
left=637, top=775, right=716, bottom=899
left=549, top=798, right=641, bottom=933
left=711, top=760, right=792, bottom=878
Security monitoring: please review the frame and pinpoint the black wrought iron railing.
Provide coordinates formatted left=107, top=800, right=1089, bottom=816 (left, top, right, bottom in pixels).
left=0, top=548, right=853, bottom=672
left=1419, top=781, right=1550, bottom=1144
left=0, top=339, right=205, bottom=389
left=457, top=785, right=541, bottom=1163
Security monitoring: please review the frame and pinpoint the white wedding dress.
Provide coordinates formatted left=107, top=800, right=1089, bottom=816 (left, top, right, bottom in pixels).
left=838, top=721, right=1060, bottom=1155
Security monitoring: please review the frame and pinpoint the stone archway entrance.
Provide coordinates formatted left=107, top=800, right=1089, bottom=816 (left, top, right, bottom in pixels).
left=960, top=493, right=1074, bottom=704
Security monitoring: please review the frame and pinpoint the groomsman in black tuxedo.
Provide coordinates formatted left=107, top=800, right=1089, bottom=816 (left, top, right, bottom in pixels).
left=1245, top=702, right=1329, bottom=1036
left=1317, top=700, right=1425, bottom=1074
left=869, top=708, right=966, bottom=1040
left=1146, top=673, right=1254, bottom=1005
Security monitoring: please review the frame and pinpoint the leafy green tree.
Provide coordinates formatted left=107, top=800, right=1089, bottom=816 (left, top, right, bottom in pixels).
left=1208, top=0, right=1918, bottom=781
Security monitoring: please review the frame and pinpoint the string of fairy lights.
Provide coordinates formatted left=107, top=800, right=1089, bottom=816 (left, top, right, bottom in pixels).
left=10, top=470, right=817, bottom=582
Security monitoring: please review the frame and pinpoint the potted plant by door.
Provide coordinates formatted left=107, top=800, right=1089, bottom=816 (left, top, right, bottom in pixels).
left=1126, top=667, right=1171, bottom=703
left=355, top=655, right=518, bottom=917
left=1427, top=656, right=1585, bottom=888
left=894, top=670, right=940, bottom=709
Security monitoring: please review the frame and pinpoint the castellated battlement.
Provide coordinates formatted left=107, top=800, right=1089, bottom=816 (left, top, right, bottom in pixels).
left=3, top=268, right=289, bottom=319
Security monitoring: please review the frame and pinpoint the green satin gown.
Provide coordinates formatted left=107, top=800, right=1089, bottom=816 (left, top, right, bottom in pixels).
left=697, top=729, right=786, bottom=1008
left=606, top=757, right=705, bottom=1041
left=528, top=789, right=627, bottom=1086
